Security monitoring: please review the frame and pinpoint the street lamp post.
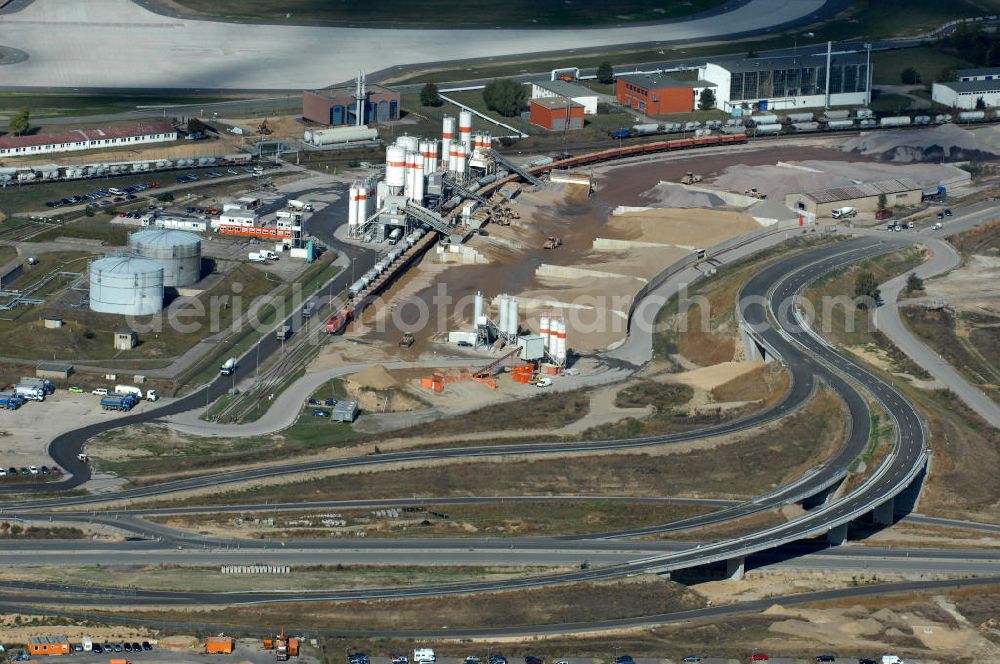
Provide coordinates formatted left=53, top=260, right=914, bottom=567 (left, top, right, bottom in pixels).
left=865, top=43, right=873, bottom=106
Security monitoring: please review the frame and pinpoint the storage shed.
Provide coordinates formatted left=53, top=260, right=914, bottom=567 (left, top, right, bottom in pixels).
left=37, top=361, right=73, bottom=379
left=29, top=637, right=71, bottom=656
left=331, top=400, right=359, bottom=423
left=785, top=178, right=923, bottom=216
left=114, top=329, right=138, bottom=350
left=204, top=637, right=235, bottom=655
left=529, top=98, right=584, bottom=131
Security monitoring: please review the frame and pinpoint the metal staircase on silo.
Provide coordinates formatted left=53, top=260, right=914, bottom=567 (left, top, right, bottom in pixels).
left=487, top=149, right=542, bottom=186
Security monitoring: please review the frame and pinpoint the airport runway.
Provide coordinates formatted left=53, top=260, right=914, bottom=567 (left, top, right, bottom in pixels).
left=0, top=0, right=835, bottom=89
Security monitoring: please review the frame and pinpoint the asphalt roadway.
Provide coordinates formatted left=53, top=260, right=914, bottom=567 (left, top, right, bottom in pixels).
left=0, top=235, right=939, bottom=609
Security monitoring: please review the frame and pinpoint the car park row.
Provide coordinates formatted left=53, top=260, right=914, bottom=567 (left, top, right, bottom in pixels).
left=45, top=182, right=160, bottom=208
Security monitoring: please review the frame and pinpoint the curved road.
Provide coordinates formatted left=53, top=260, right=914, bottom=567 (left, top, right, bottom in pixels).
left=0, top=235, right=935, bottom=613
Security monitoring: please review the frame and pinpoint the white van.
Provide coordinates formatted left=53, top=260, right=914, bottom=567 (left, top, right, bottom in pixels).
left=82, top=638, right=93, bottom=653
left=414, top=649, right=436, bottom=664
left=92, top=387, right=109, bottom=396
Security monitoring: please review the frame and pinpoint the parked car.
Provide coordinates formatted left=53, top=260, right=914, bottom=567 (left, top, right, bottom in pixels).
left=937, top=212, right=944, bottom=219
left=392, top=656, right=408, bottom=664
left=525, top=657, right=543, bottom=664
left=457, top=340, right=473, bottom=347
left=615, top=656, right=635, bottom=664
left=93, top=388, right=109, bottom=396
left=0, top=469, right=6, bottom=477
left=124, top=643, right=132, bottom=652
left=933, top=222, right=943, bottom=230
left=68, top=386, right=84, bottom=393
left=857, top=659, right=876, bottom=664
left=815, top=656, right=836, bottom=663
left=40, top=466, right=49, bottom=475
left=92, top=644, right=103, bottom=654
left=312, top=409, right=329, bottom=417
left=29, top=465, right=38, bottom=475
left=682, top=657, right=702, bottom=663
left=945, top=209, right=953, bottom=217
left=132, top=642, right=141, bottom=652
left=113, top=644, right=123, bottom=653
left=142, top=642, right=152, bottom=651
left=51, top=467, right=61, bottom=475
left=227, top=169, right=239, bottom=175
left=750, top=655, right=768, bottom=662
left=488, top=655, right=507, bottom=664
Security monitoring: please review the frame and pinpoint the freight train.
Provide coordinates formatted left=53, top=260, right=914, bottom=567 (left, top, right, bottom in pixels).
left=609, top=108, right=996, bottom=141
left=0, top=153, right=254, bottom=187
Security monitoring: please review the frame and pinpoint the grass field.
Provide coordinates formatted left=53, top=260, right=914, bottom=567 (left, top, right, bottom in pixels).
left=871, top=47, right=971, bottom=86
left=0, top=564, right=551, bottom=592
left=149, top=501, right=713, bottom=539
left=0, top=93, right=245, bottom=120
left=143, top=385, right=846, bottom=508
left=163, top=0, right=727, bottom=26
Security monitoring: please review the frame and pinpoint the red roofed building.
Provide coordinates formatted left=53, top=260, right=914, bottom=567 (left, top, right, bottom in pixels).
left=0, top=121, right=177, bottom=157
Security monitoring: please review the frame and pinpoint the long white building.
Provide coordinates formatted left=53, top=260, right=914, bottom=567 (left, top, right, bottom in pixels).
left=932, top=77, right=1000, bottom=109
left=0, top=121, right=177, bottom=158
left=700, top=53, right=870, bottom=112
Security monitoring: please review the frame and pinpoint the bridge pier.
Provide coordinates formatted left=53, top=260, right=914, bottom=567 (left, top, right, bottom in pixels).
left=724, top=556, right=745, bottom=581
left=826, top=523, right=848, bottom=546
left=801, top=477, right=844, bottom=510
left=872, top=498, right=895, bottom=526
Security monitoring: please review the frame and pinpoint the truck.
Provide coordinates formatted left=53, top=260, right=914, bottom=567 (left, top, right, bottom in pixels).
left=881, top=657, right=903, bottom=664
left=413, top=650, right=435, bottom=664
left=220, top=358, right=237, bottom=375
left=302, top=301, right=316, bottom=318
left=101, top=394, right=138, bottom=411
left=922, top=185, right=947, bottom=202
left=14, top=385, right=45, bottom=401
left=110, top=660, right=133, bottom=664
left=0, top=394, right=24, bottom=410
left=831, top=206, right=857, bottom=219
left=387, top=228, right=402, bottom=245
left=611, top=128, right=632, bottom=140
left=249, top=250, right=279, bottom=262
left=287, top=199, right=313, bottom=212
left=115, top=385, right=143, bottom=399
left=19, top=377, right=54, bottom=395
left=276, top=325, right=292, bottom=341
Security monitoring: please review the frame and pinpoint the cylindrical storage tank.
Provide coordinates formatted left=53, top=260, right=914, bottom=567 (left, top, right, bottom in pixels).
left=791, top=122, right=820, bottom=132
left=454, top=144, right=467, bottom=174
left=959, top=111, right=986, bottom=122
left=397, top=134, right=419, bottom=153
left=506, top=296, right=518, bottom=336
left=824, top=110, right=850, bottom=121
left=421, top=140, right=438, bottom=173
left=411, top=158, right=425, bottom=202
left=348, top=185, right=359, bottom=228
left=755, top=123, right=783, bottom=135
left=385, top=145, right=406, bottom=189
left=311, top=125, right=378, bottom=145
left=356, top=185, right=369, bottom=225
left=547, top=316, right=560, bottom=356
left=859, top=119, right=877, bottom=129
left=459, top=110, right=473, bottom=150
left=750, top=114, right=778, bottom=126
left=879, top=116, right=911, bottom=127
left=786, top=112, right=814, bottom=123
left=913, top=115, right=931, bottom=125
left=540, top=314, right=550, bottom=347
left=403, top=151, right=415, bottom=198
left=442, top=115, right=456, bottom=168
left=632, top=123, right=658, bottom=134
left=826, top=119, right=855, bottom=131
left=376, top=180, right=387, bottom=208
left=556, top=318, right=567, bottom=363
left=89, top=256, right=164, bottom=316
left=474, top=291, right=485, bottom=327
left=497, top=295, right=509, bottom=335
left=474, top=134, right=491, bottom=151
left=128, top=229, right=202, bottom=288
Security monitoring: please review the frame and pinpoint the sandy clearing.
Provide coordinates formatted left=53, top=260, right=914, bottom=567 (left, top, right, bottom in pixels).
left=606, top=207, right=763, bottom=246
left=665, top=360, right=765, bottom=391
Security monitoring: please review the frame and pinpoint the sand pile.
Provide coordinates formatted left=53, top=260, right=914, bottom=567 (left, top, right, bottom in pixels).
left=348, top=364, right=399, bottom=390
left=669, top=361, right=764, bottom=391
left=607, top=208, right=763, bottom=246
left=839, top=124, right=1000, bottom=162
left=641, top=182, right=729, bottom=208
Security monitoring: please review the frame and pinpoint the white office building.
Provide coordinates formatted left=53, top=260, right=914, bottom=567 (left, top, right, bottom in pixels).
left=700, top=53, right=870, bottom=112
left=932, top=78, right=1000, bottom=109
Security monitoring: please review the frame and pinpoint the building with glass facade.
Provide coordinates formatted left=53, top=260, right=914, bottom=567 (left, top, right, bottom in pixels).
left=700, top=53, right=870, bottom=112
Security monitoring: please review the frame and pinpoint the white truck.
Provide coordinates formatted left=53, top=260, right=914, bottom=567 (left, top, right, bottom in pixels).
left=14, top=385, right=44, bottom=401
left=114, top=385, right=159, bottom=401
left=220, top=358, right=237, bottom=375
left=413, top=649, right=435, bottom=664
left=387, top=228, right=402, bottom=245
left=288, top=199, right=313, bottom=212
left=831, top=206, right=858, bottom=219
left=881, top=656, right=903, bottom=664
left=249, top=250, right=279, bottom=262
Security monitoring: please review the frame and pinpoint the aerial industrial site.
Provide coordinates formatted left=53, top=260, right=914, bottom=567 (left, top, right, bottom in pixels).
left=0, top=1, right=997, bottom=664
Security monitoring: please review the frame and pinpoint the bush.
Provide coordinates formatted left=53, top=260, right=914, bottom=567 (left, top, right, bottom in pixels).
left=596, top=62, right=614, bottom=84
left=901, top=67, right=921, bottom=85
left=483, top=79, right=527, bottom=117
left=156, top=192, right=174, bottom=202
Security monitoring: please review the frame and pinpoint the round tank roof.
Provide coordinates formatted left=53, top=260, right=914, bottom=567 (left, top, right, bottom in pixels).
left=128, top=228, right=201, bottom=248
left=91, top=255, right=164, bottom=275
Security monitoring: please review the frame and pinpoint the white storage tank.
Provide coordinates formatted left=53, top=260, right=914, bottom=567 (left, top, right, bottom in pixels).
left=89, top=256, right=164, bottom=316
left=128, top=229, right=202, bottom=288
left=958, top=111, right=986, bottom=122
left=826, top=119, right=855, bottom=131
left=754, top=123, right=783, bottom=135
left=310, top=125, right=378, bottom=145
left=879, top=116, right=912, bottom=128
left=750, top=114, right=778, bottom=126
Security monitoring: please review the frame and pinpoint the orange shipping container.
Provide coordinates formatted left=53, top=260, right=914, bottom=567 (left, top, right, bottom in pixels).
left=205, top=637, right=235, bottom=655
left=110, top=659, right=133, bottom=664
left=288, top=638, right=299, bottom=657
left=28, top=637, right=71, bottom=656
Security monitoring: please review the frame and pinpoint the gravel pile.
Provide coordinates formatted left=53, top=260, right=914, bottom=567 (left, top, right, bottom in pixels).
left=839, top=125, right=1000, bottom=162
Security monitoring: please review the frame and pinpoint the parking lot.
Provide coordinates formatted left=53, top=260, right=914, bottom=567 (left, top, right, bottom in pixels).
left=0, top=388, right=160, bottom=469
left=44, top=181, right=162, bottom=210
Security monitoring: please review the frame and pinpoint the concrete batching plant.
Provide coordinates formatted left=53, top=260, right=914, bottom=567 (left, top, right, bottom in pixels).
left=127, top=229, right=202, bottom=288
left=89, top=255, right=165, bottom=316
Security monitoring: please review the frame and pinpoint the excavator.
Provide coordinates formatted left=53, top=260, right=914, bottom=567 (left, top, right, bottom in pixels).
left=680, top=171, right=703, bottom=185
